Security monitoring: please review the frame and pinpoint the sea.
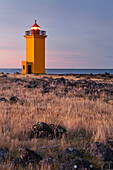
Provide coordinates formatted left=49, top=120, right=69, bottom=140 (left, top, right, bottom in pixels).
left=0, top=69, right=113, bottom=75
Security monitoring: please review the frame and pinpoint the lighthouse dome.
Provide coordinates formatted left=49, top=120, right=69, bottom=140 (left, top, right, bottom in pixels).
left=31, top=20, right=40, bottom=30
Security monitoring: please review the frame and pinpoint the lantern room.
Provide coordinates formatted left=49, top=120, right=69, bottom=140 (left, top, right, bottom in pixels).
left=31, top=20, right=40, bottom=35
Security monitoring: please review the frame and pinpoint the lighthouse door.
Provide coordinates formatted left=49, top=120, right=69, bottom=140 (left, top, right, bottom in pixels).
left=28, top=65, right=31, bottom=74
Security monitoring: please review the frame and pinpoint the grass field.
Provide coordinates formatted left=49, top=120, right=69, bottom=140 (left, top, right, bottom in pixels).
left=0, top=73, right=113, bottom=169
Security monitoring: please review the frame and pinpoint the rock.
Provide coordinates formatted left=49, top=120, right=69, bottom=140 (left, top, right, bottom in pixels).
left=41, top=89, right=50, bottom=94
left=33, top=122, right=52, bottom=133
left=62, top=148, right=81, bottom=160
left=14, top=72, right=20, bottom=74
left=24, top=83, right=37, bottom=88
left=33, top=122, right=53, bottom=138
left=64, top=87, right=68, bottom=93
left=49, top=124, right=66, bottom=138
left=2, top=86, right=11, bottom=90
left=87, top=142, right=113, bottom=162
left=9, top=96, right=19, bottom=104
left=54, top=78, right=65, bottom=85
left=1, top=74, right=7, bottom=78
left=0, top=97, right=8, bottom=103
left=32, top=122, right=66, bottom=139
left=25, top=159, right=36, bottom=169
left=24, top=84, right=33, bottom=88
left=107, top=140, right=113, bottom=147
left=48, top=77, right=53, bottom=83
left=18, top=147, right=41, bottom=165
left=59, top=158, right=94, bottom=170
left=12, top=157, right=23, bottom=166
left=38, top=130, right=53, bottom=138
left=0, top=148, right=9, bottom=161
left=103, top=163, right=113, bottom=170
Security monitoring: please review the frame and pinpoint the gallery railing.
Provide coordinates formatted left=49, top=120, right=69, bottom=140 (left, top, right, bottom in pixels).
left=25, top=30, right=46, bottom=36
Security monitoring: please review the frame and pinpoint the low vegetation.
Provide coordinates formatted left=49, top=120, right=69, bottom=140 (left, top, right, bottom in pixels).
left=0, top=73, right=113, bottom=169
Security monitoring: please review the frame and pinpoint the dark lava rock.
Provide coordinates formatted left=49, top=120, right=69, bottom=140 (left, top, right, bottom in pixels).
left=12, top=147, right=41, bottom=166
left=87, top=142, right=113, bottom=162
left=59, top=158, right=94, bottom=170
left=18, top=147, right=41, bottom=165
left=2, top=86, right=11, bottom=90
left=48, top=77, right=53, bottom=82
left=32, top=122, right=66, bottom=139
left=12, top=157, right=23, bottom=166
left=0, top=148, right=9, bottom=161
left=107, top=140, right=113, bottom=148
left=14, top=72, right=20, bottom=74
left=9, top=96, right=19, bottom=104
left=1, top=74, right=7, bottom=78
left=32, top=122, right=53, bottom=138
left=24, top=83, right=37, bottom=88
left=49, top=124, right=66, bottom=138
left=41, top=89, right=50, bottom=94
left=0, top=97, right=8, bottom=103
left=54, top=77, right=65, bottom=85
left=103, top=162, right=113, bottom=170
left=62, top=148, right=81, bottom=160
left=33, top=122, right=52, bottom=133
left=24, top=84, right=33, bottom=88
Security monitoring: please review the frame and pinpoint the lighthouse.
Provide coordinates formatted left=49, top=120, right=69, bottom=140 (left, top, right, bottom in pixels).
left=21, top=20, right=47, bottom=74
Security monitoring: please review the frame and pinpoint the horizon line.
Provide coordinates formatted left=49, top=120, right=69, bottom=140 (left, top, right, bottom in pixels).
left=0, top=68, right=113, bottom=69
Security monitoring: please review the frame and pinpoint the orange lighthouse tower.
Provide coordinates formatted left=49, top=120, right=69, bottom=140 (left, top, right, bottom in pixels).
left=21, top=20, right=47, bottom=74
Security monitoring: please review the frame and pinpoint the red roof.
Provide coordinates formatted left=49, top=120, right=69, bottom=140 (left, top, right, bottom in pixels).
left=31, top=20, right=40, bottom=28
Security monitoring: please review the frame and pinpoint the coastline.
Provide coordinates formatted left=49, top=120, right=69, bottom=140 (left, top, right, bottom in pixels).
left=0, top=68, right=113, bottom=75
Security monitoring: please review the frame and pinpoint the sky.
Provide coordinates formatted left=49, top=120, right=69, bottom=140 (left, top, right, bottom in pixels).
left=0, top=0, right=113, bottom=68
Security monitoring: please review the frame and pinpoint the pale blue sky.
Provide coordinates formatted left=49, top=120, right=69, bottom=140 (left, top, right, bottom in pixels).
left=0, top=0, right=113, bottom=68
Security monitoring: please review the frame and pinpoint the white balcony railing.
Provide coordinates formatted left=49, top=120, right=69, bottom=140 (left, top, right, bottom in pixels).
left=25, top=30, right=46, bottom=36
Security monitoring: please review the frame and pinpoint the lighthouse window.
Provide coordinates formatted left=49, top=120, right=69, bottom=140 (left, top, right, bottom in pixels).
left=23, top=65, right=25, bottom=70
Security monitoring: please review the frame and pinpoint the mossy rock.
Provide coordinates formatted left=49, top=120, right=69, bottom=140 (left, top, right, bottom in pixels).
left=62, top=148, right=81, bottom=160
left=33, top=122, right=53, bottom=134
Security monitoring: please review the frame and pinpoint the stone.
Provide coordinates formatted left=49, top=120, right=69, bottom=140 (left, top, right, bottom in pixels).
left=9, top=96, right=19, bottom=104
left=2, top=86, right=11, bottom=90
left=18, top=147, right=41, bottom=165
left=14, top=72, right=20, bottom=75
left=62, top=148, right=81, bottom=160
left=107, top=140, right=113, bottom=147
left=32, top=122, right=66, bottom=139
left=24, top=84, right=33, bottom=88
left=0, top=97, right=8, bottom=103
left=32, top=122, right=53, bottom=138
left=41, top=89, right=50, bottom=94
left=87, top=142, right=113, bottom=162
left=24, top=83, right=37, bottom=88
left=2, top=74, right=7, bottom=78
left=12, top=158, right=23, bottom=166
left=59, top=158, right=94, bottom=170
left=38, top=130, right=53, bottom=138
left=33, top=122, right=52, bottom=133
left=0, top=148, right=9, bottom=161
left=54, top=77, right=65, bottom=85
left=49, top=124, right=66, bottom=138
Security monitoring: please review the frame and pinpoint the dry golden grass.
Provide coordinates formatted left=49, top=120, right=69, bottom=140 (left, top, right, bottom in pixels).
left=0, top=74, right=113, bottom=168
